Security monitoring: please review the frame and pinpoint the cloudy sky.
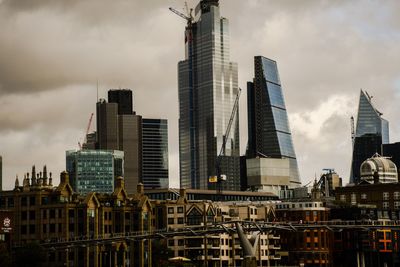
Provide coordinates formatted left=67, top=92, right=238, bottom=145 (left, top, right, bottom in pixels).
left=1, top=0, right=400, bottom=190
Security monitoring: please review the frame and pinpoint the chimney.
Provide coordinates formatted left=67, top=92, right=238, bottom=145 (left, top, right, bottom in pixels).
left=137, top=183, right=144, bottom=194
left=31, top=165, right=37, bottom=186
left=43, top=165, right=48, bottom=186
left=116, top=176, right=125, bottom=189
left=49, top=172, right=53, bottom=186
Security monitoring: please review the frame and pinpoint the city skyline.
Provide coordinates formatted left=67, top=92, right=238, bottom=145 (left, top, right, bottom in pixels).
left=1, top=0, right=400, bottom=189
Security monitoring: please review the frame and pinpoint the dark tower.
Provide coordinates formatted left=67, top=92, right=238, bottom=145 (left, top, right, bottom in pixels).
left=97, top=89, right=142, bottom=194
left=108, top=89, right=133, bottom=115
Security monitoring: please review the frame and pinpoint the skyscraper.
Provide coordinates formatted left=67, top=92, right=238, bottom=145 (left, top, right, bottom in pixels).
left=96, top=89, right=142, bottom=194
left=178, top=0, right=240, bottom=190
left=247, top=56, right=301, bottom=187
left=142, top=118, right=169, bottom=189
left=108, top=89, right=134, bottom=115
left=350, top=90, right=389, bottom=184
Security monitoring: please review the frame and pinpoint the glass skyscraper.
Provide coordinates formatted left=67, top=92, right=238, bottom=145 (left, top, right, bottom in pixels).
left=66, top=150, right=124, bottom=194
left=178, top=0, right=240, bottom=190
left=247, top=56, right=301, bottom=187
left=350, top=90, right=389, bottom=184
left=142, top=118, right=169, bottom=189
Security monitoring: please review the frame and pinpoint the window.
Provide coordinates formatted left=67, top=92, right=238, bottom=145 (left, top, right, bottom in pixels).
left=43, top=224, right=47, bottom=233
left=178, top=218, right=184, bottom=224
left=21, top=211, right=27, bottom=221
left=340, top=195, right=346, bottom=202
left=29, top=211, right=36, bottom=220
left=177, top=207, right=184, bottom=213
left=21, top=225, right=27, bottom=235
left=168, top=218, right=174, bottom=225
left=394, top=192, right=400, bottom=200
left=29, top=224, right=35, bottom=235
left=351, top=193, right=357, bottom=205
left=361, top=194, right=367, bottom=200
left=178, top=239, right=184, bottom=246
left=50, top=210, right=56, bottom=219
left=168, top=207, right=174, bottom=214
left=29, top=196, right=36, bottom=206
left=395, top=202, right=400, bottom=210
left=168, top=239, right=174, bottom=247
left=383, top=202, right=389, bottom=209
left=383, top=192, right=389, bottom=200
left=21, top=197, right=27, bottom=206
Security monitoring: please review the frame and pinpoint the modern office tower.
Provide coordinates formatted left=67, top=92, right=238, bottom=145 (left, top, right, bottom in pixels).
left=108, top=89, right=133, bottom=115
left=142, top=118, right=169, bottom=189
left=66, top=150, right=124, bottom=194
left=96, top=89, right=142, bottom=194
left=350, top=90, right=389, bottom=184
left=247, top=56, right=301, bottom=188
left=178, top=0, right=240, bottom=191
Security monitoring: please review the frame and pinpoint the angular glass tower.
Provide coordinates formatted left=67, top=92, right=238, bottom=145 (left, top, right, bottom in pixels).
left=350, top=90, right=389, bottom=184
left=247, top=56, right=301, bottom=187
left=178, top=0, right=240, bottom=190
left=142, top=118, right=169, bottom=189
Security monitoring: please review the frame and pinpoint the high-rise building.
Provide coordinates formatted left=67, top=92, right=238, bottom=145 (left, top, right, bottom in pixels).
left=108, top=89, right=133, bottom=115
left=247, top=56, right=301, bottom=187
left=350, top=90, right=389, bottom=184
left=178, top=0, right=240, bottom=191
left=96, top=89, right=142, bottom=194
left=66, top=150, right=124, bottom=194
left=142, top=118, right=169, bottom=189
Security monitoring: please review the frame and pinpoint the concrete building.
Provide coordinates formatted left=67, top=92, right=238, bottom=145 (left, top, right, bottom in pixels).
left=96, top=89, right=142, bottom=194
left=178, top=0, right=241, bottom=191
left=246, top=157, right=290, bottom=197
left=142, top=118, right=169, bottom=189
left=66, top=149, right=124, bottom=194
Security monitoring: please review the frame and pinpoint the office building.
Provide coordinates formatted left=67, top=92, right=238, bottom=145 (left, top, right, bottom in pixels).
left=382, top=142, right=400, bottom=176
left=66, top=150, right=124, bottom=194
left=247, top=56, right=301, bottom=188
left=142, top=118, right=169, bottom=189
left=178, top=0, right=240, bottom=191
left=108, top=89, right=133, bottom=115
left=350, top=90, right=389, bottom=184
left=96, top=89, right=142, bottom=194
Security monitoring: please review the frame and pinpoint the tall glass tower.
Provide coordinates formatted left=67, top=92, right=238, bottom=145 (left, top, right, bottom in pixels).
left=142, top=118, right=169, bottom=189
left=247, top=56, right=301, bottom=187
left=178, top=0, right=240, bottom=190
left=350, top=90, right=389, bottom=184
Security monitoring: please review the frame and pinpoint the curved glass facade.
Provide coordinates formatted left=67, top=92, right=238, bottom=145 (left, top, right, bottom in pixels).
left=247, top=56, right=301, bottom=186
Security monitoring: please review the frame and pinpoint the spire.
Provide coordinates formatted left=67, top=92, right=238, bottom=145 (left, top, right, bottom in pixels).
left=31, top=165, right=37, bottom=186
left=15, top=175, right=20, bottom=188
left=43, top=165, right=48, bottom=186
left=49, top=172, right=53, bottom=186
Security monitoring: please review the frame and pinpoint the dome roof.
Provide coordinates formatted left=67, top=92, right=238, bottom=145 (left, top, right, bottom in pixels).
left=360, top=153, right=398, bottom=183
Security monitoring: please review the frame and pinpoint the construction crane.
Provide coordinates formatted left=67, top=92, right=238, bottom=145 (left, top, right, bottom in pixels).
left=78, top=113, right=94, bottom=150
left=350, top=116, right=355, bottom=145
left=215, top=88, right=242, bottom=195
left=170, top=3, right=198, bottom=187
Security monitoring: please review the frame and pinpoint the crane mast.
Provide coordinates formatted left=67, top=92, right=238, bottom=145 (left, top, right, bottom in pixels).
left=216, top=88, right=241, bottom=195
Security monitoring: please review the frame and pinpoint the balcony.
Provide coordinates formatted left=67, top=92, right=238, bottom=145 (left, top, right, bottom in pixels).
left=269, top=254, right=282, bottom=260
